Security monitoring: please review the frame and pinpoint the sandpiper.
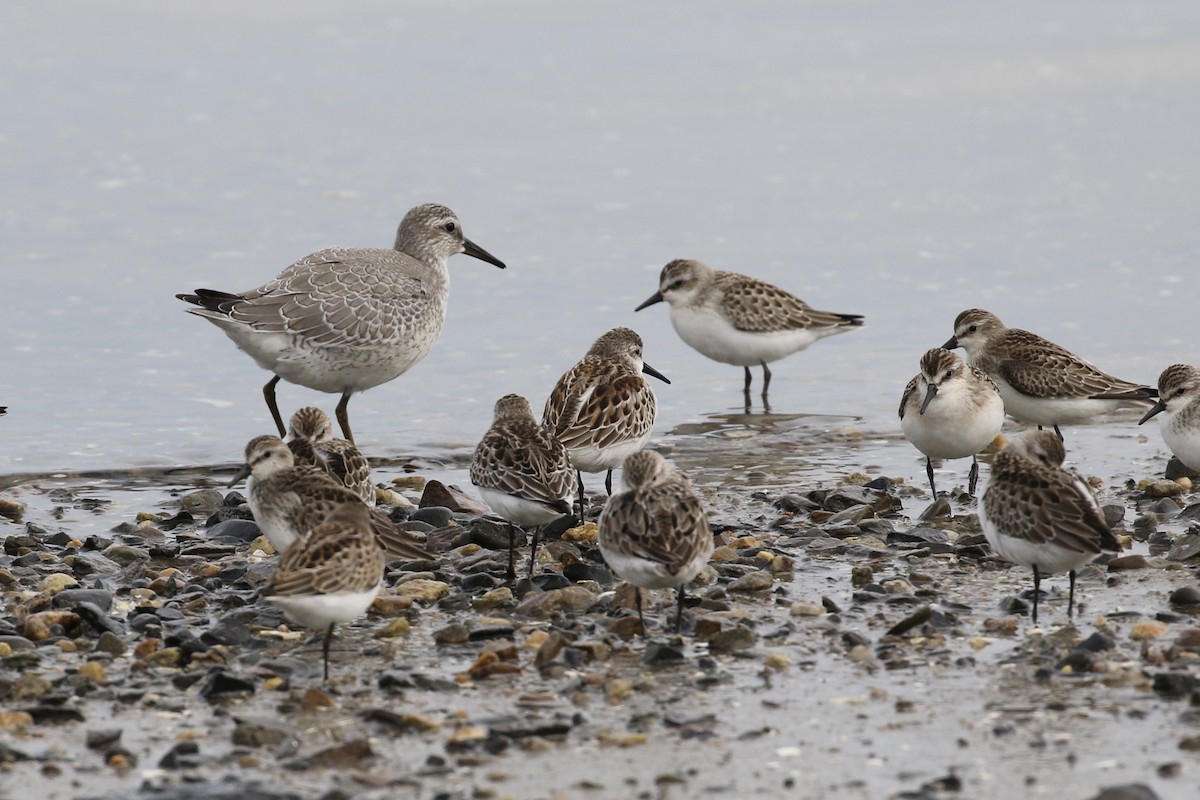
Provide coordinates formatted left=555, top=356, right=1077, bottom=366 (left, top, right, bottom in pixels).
left=543, top=328, right=669, bottom=517
left=263, top=501, right=385, bottom=681
left=635, top=259, right=862, bottom=403
left=899, top=348, right=1004, bottom=497
left=1139, top=364, right=1200, bottom=472
left=598, top=450, right=713, bottom=633
left=178, top=203, right=505, bottom=443
left=285, top=407, right=375, bottom=506
left=230, top=435, right=430, bottom=561
left=471, top=394, right=575, bottom=581
left=944, top=309, right=1155, bottom=440
left=979, top=430, right=1121, bottom=623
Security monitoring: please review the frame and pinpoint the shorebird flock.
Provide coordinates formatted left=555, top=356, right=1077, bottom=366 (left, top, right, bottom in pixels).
left=176, top=201, right=1195, bottom=679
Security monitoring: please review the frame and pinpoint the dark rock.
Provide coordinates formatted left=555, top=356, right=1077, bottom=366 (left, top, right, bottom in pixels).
left=917, top=496, right=952, bottom=521
left=563, top=561, right=613, bottom=584
left=1152, top=673, right=1198, bottom=697
left=52, top=589, right=114, bottom=612
left=410, top=506, right=454, bottom=528
left=488, top=718, right=572, bottom=739
left=468, top=518, right=514, bottom=551
left=1169, top=586, right=1200, bottom=607
left=886, top=605, right=932, bottom=637
left=198, top=669, right=255, bottom=700
left=85, top=729, right=122, bottom=750
left=0, top=742, right=30, bottom=763
left=1101, top=504, right=1126, bottom=527
left=81, top=782, right=305, bottom=800
left=529, top=572, right=572, bottom=591
left=304, top=738, right=373, bottom=769
left=775, top=494, right=818, bottom=513
left=1057, top=650, right=1095, bottom=673
left=1166, top=457, right=1200, bottom=481
left=204, top=506, right=255, bottom=527
left=708, top=625, right=757, bottom=654
left=203, top=615, right=253, bottom=646
left=156, top=511, right=194, bottom=531
left=1167, top=535, right=1200, bottom=563
left=461, top=573, right=497, bottom=593
left=206, top=519, right=262, bottom=543
left=22, top=706, right=85, bottom=724
left=73, top=602, right=124, bottom=636
left=643, top=640, right=687, bottom=665
left=424, top=524, right=468, bottom=552
left=418, top=481, right=489, bottom=515
left=888, top=527, right=949, bottom=546
left=94, top=631, right=126, bottom=655
left=159, top=741, right=201, bottom=769
left=1077, top=631, right=1116, bottom=652
left=1107, top=555, right=1150, bottom=571
left=542, top=514, right=581, bottom=539
left=1179, top=502, right=1200, bottom=522
left=231, top=720, right=294, bottom=749
left=1088, top=785, right=1160, bottom=800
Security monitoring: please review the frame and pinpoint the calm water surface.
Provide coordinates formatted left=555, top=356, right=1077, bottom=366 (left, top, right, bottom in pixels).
left=2, top=0, right=1198, bottom=485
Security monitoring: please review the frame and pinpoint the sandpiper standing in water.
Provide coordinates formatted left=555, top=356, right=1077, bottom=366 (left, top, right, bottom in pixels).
left=178, top=203, right=505, bottom=443
left=635, top=259, right=862, bottom=406
left=543, top=328, right=669, bottom=518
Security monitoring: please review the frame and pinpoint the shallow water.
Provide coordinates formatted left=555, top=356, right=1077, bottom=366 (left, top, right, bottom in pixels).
left=2, top=0, right=1198, bottom=481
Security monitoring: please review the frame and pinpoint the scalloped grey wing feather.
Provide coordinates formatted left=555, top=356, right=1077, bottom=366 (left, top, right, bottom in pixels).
left=472, top=428, right=575, bottom=507
left=996, top=331, right=1143, bottom=398
left=270, top=531, right=383, bottom=596
left=228, top=251, right=434, bottom=345
left=717, top=273, right=859, bottom=334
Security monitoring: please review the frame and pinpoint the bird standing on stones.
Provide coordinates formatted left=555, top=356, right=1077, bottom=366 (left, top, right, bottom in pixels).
left=899, top=348, right=1005, bottom=497
left=635, top=258, right=862, bottom=406
left=264, top=501, right=385, bottom=682
left=979, top=430, right=1121, bottom=624
left=543, top=328, right=669, bottom=519
left=230, top=435, right=431, bottom=561
left=598, top=450, right=713, bottom=634
left=944, top=309, right=1156, bottom=441
left=178, top=203, right=505, bottom=443
left=285, top=407, right=375, bottom=506
left=471, top=394, right=575, bottom=581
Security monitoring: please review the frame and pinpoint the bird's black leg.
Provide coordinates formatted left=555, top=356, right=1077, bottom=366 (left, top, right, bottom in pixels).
left=263, top=376, right=285, bottom=437
left=675, top=584, right=686, bottom=633
left=322, top=622, right=335, bottom=682
left=1031, top=565, right=1041, bottom=625
left=926, top=456, right=937, bottom=498
left=1053, top=425, right=1064, bottom=442
left=743, top=366, right=753, bottom=396
left=605, top=469, right=613, bottom=496
left=968, top=456, right=980, bottom=496
left=761, top=361, right=772, bottom=399
left=335, top=391, right=354, bottom=444
left=636, top=588, right=646, bottom=636
left=576, top=470, right=586, bottom=522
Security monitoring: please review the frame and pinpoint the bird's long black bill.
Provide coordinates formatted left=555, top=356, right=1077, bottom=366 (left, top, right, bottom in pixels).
left=942, top=336, right=959, bottom=349
left=228, top=463, right=252, bottom=488
left=642, top=362, right=671, bottom=384
left=1139, top=400, right=1167, bottom=425
left=919, top=383, right=938, bottom=415
left=634, top=291, right=664, bottom=312
left=463, top=237, right=506, bottom=269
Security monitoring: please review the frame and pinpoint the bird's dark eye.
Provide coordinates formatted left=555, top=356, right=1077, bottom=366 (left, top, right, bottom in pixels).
left=967, top=325, right=977, bottom=333
left=1176, top=388, right=1187, bottom=397
left=944, top=371, right=952, bottom=380
left=443, top=222, right=457, bottom=233
left=669, top=279, right=684, bottom=290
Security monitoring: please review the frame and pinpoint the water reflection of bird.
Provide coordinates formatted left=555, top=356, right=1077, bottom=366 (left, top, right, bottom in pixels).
left=177, top=203, right=505, bottom=443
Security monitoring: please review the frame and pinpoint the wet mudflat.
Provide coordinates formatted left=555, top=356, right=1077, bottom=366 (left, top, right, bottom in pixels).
left=2, top=419, right=1199, bottom=800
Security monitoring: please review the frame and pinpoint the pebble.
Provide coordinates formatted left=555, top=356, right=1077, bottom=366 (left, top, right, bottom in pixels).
left=392, top=579, right=451, bottom=603
left=1142, top=480, right=1184, bottom=499
left=1107, top=555, right=1150, bottom=571
left=411, top=505, right=455, bottom=527
left=1088, top=785, right=1161, bottom=800
left=1166, top=535, right=1200, bottom=563
left=513, top=586, right=598, bottom=618
left=727, top=570, right=774, bottom=593
left=23, top=610, right=81, bottom=641
left=78, top=661, right=107, bottom=683
left=419, top=481, right=490, bottom=515
left=0, top=711, right=33, bottom=731
left=181, top=489, right=225, bottom=513
left=707, top=625, right=757, bottom=654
